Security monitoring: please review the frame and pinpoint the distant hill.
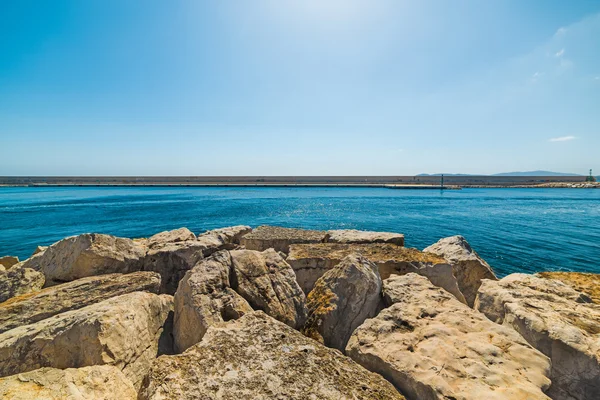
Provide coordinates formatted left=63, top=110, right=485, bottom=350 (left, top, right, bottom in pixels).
left=418, top=171, right=582, bottom=177
left=492, top=171, right=582, bottom=177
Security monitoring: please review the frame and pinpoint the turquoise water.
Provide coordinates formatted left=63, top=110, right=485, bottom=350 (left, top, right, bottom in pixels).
left=1, top=186, right=599, bottom=277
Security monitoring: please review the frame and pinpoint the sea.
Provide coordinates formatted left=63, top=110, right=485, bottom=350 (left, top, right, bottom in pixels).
left=1, top=186, right=599, bottom=277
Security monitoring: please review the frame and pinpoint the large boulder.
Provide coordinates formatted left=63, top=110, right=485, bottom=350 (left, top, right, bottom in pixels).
left=197, top=225, right=252, bottom=249
left=230, top=249, right=308, bottom=329
left=0, top=291, right=172, bottom=389
left=0, top=256, right=19, bottom=269
left=537, top=271, right=600, bottom=304
left=287, top=243, right=467, bottom=304
left=240, top=225, right=328, bottom=253
left=20, top=234, right=147, bottom=286
left=143, top=226, right=252, bottom=294
left=423, top=235, right=497, bottom=307
left=475, top=273, right=600, bottom=400
left=0, top=271, right=160, bottom=333
left=173, top=251, right=252, bottom=353
left=147, top=227, right=196, bottom=248
left=140, top=311, right=405, bottom=400
left=0, top=365, right=136, bottom=399
left=346, top=274, right=552, bottom=400
left=0, top=266, right=45, bottom=303
left=328, top=229, right=405, bottom=246
left=303, top=254, right=382, bottom=351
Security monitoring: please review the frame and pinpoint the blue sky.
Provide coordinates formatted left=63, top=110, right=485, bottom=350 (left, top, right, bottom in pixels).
left=1, top=0, right=599, bottom=176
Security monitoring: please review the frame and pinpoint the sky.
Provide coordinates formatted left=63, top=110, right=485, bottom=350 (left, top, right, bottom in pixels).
left=1, top=0, right=599, bottom=176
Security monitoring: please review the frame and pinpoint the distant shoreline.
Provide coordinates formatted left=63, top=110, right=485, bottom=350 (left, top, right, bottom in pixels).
left=0, top=175, right=597, bottom=189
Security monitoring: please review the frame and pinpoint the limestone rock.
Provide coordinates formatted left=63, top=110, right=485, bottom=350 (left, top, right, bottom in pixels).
left=147, top=227, right=196, bottom=248
left=476, top=273, right=600, bottom=400
left=0, top=256, right=19, bottom=269
left=423, top=235, right=497, bottom=307
left=303, top=254, right=382, bottom=351
left=32, top=246, right=47, bottom=256
left=143, top=226, right=252, bottom=294
left=537, top=271, right=600, bottom=304
left=240, top=225, right=328, bottom=253
left=328, top=229, right=405, bottom=246
left=0, top=271, right=161, bottom=333
left=230, top=249, right=307, bottom=329
left=140, top=311, right=405, bottom=400
left=347, top=273, right=552, bottom=400
left=0, top=365, right=136, bottom=400
left=287, top=243, right=466, bottom=304
left=20, top=234, right=147, bottom=286
left=197, top=225, right=252, bottom=249
left=173, top=251, right=252, bottom=352
left=143, top=241, right=206, bottom=294
left=0, top=291, right=172, bottom=389
left=0, top=266, right=45, bottom=303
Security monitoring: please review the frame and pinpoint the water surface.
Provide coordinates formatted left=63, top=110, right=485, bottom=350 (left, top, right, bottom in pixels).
left=1, top=186, right=599, bottom=277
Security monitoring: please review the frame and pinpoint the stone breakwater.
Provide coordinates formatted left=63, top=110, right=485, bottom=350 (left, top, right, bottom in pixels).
left=0, top=226, right=598, bottom=400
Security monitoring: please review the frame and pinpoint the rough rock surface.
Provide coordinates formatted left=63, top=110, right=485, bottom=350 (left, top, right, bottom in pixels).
left=147, top=227, right=196, bottom=248
left=32, top=245, right=47, bottom=256
left=0, top=266, right=45, bottom=303
left=0, top=366, right=136, bottom=400
left=143, top=226, right=252, bottom=294
left=303, top=254, right=382, bottom=351
left=140, top=311, right=405, bottom=400
left=0, top=292, right=172, bottom=389
left=230, top=249, right=307, bottom=329
left=328, top=229, right=405, bottom=246
left=423, top=235, right=497, bottom=307
left=476, top=273, right=600, bottom=400
left=240, top=225, right=328, bottom=253
left=287, top=243, right=466, bottom=303
left=197, top=225, right=252, bottom=249
left=537, top=271, right=600, bottom=304
left=20, top=234, right=147, bottom=286
left=0, top=271, right=161, bottom=334
left=347, top=273, right=552, bottom=400
left=0, top=256, right=19, bottom=269
left=173, top=251, right=252, bottom=352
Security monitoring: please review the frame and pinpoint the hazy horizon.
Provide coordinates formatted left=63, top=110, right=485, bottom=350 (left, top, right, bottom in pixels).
left=2, top=1, right=599, bottom=176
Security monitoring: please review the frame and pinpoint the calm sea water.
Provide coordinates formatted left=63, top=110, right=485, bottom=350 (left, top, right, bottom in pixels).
left=1, top=186, right=599, bottom=277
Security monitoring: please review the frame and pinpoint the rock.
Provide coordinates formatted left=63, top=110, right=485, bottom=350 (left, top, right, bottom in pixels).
left=475, top=273, right=600, bottom=400
left=0, top=365, right=136, bottom=400
left=240, top=225, right=328, bottom=253
left=32, top=246, right=47, bottom=256
left=328, top=229, right=405, bottom=246
left=537, top=271, right=600, bottom=304
left=20, top=234, right=147, bottom=286
left=347, top=273, right=552, bottom=400
left=142, top=241, right=206, bottom=294
left=0, top=291, right=172, bottom=389
left=423, top=235, right=497, bottom=307
left=0, top=266, right=45, bottom=303
left=287, top=243, right=466, bottom=304
left=197, top=225, right=252, bottom=248
left=303, top=254, right=382, bottom=351
left=0, top=271, right=161, bottom=334
left=143, top=226, right=252, bottom=294
left=230, top=249, right=307, bottom=329
left=0, top=256, right=19, bottom=269
left=173, top=251, right=252, bottom=352
left=147, top=227, right=196, bottom=248
left=140, top=311, right=405, bottom=400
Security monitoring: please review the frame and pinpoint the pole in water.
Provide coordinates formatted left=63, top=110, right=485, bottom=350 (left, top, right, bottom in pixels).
left=441, top=174, right=444, bottom=189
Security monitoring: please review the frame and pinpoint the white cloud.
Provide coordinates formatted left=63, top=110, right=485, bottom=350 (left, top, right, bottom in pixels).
left=555, top=48, right=565, bottom=57
left=555, top=27, right=567, bottom=36
left=549, top=135, right=576, bottom=142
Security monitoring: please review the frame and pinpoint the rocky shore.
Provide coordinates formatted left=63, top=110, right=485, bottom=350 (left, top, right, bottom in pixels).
left=0, top=225, right=598, bottom=399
